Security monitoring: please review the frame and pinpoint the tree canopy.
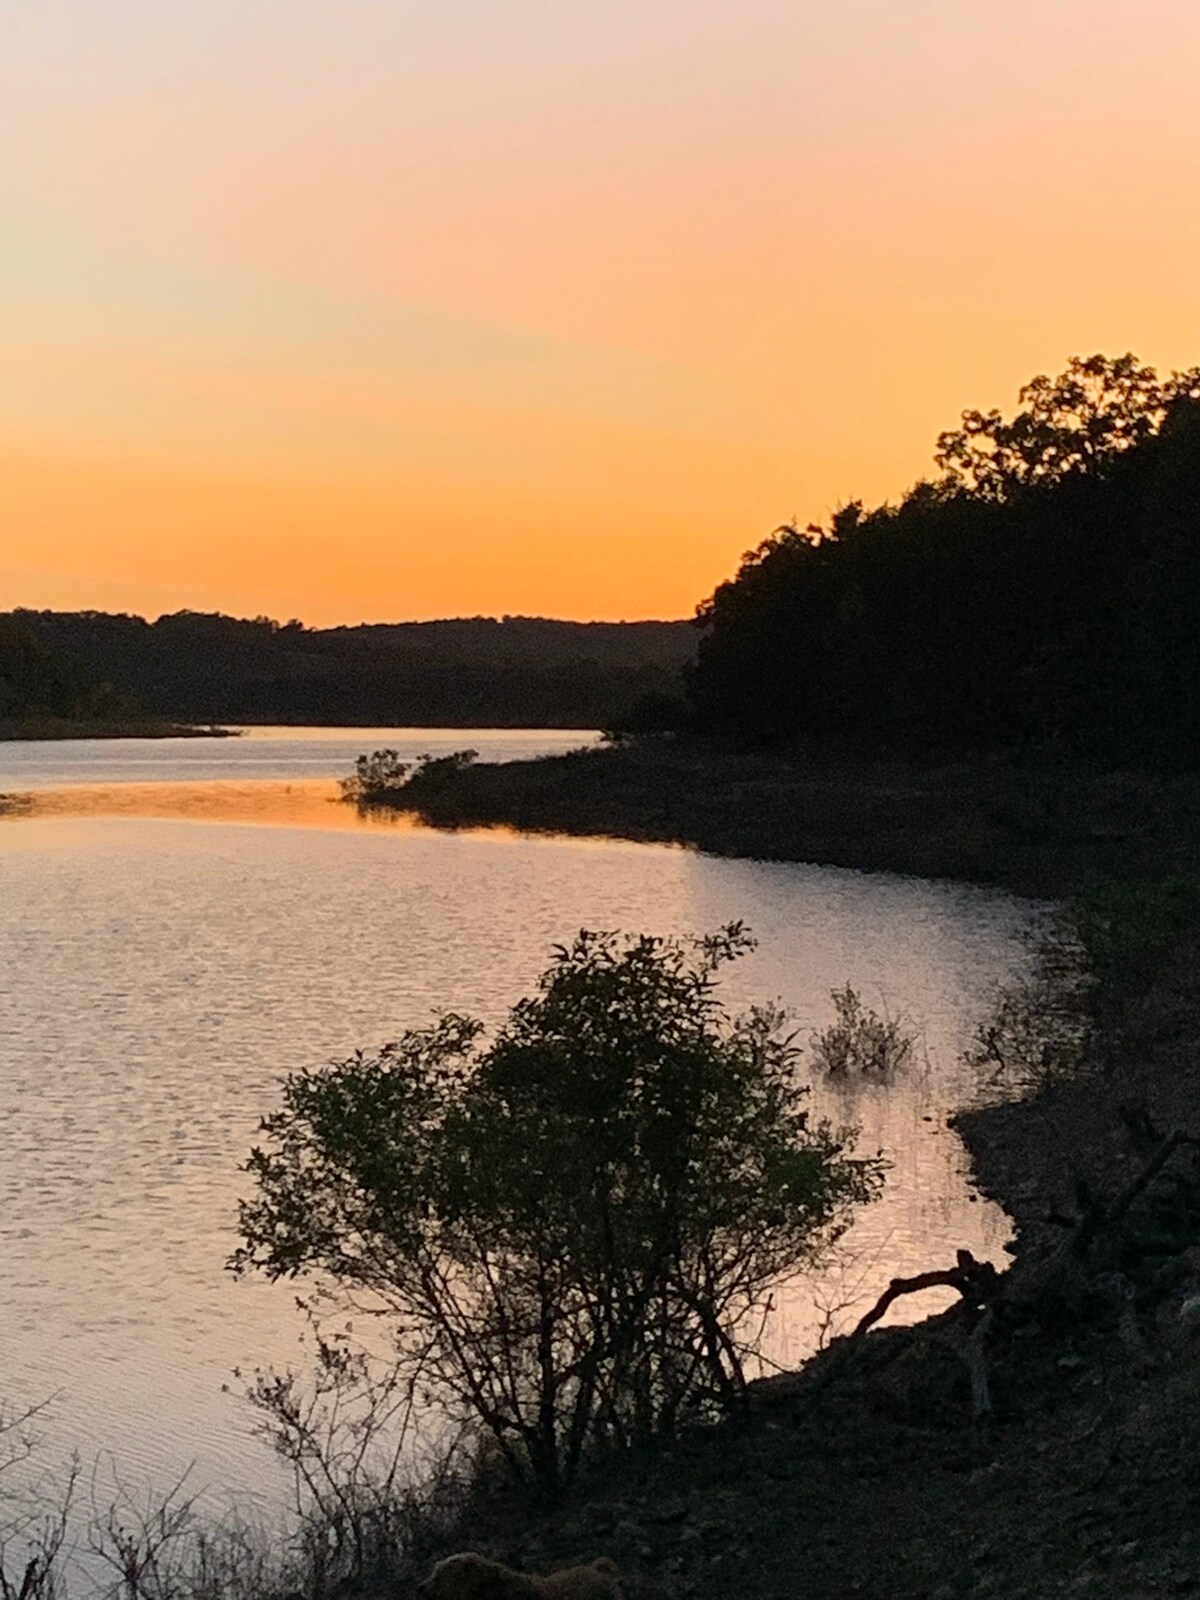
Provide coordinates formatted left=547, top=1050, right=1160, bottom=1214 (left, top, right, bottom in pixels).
left=0, top=617, right=127, bottom=724
left=934, top=353, right=1200, bottom=501
left=691, top=354, right=1200, bottom=766
left=5, top=611, right=695, bottom=730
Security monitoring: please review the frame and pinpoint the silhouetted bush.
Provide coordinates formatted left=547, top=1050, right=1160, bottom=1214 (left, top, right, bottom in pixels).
left=233, top=926, right=882, bottom=1491
left=810, top=987, right=915, bottom=1079
left=339, top=748, right=411, bottom=800
left=967, top=914, right=1096, bottom=1095
left=341, top=748, right=479, bottom=804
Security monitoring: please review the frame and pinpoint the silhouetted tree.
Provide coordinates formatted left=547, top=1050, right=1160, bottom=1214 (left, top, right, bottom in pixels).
left=934, top=353, right=1200, bottom=501
left=4, top=612, right=695, bottom=730
left=0, top=618, right=127, bottom=723
left=691, top=354, right=1200, bottom=767
left=233, top=927, right=881, bottom=1490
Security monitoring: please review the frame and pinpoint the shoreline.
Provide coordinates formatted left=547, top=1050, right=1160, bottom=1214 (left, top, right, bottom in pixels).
left=0, top=717, right=239, bottom=741
left=7, top=736, right=1199, bottom=1594
left=356, top=735, right=1200, bottom=900
left=414, top=911, right=1200, bottom=1600
left=332, top=736, right=1200, bottom=1597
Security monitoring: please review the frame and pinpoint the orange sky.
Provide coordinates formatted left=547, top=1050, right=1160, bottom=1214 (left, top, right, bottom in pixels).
left=3, top=1, right=1199, bottom=625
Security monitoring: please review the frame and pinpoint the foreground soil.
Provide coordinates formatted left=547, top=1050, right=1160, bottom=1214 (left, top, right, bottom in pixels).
left=414, top=956, right=1200, bottom=1600
left=385, top=738, right=1200, bottom=899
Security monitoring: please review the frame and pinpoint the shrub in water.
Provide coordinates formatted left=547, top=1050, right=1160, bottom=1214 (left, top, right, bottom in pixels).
left=233, top=926, right=882, bottom=1491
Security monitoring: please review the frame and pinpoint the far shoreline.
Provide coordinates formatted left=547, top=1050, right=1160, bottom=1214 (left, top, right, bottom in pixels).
left=0, top=718, right=240, bottom=741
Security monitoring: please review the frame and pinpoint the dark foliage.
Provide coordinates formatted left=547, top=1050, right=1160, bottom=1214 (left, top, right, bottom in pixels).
left=0, top=617, right=131, bottom=724
left=233, top=927, right=881, bottom=1491
left=691, top=356, right=1200, bottom=768
left=4, top=612, right=695, bottom=731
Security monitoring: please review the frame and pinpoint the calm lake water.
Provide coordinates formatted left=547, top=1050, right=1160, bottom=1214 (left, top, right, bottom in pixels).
left=0, top=728, right=1033, bottom=1520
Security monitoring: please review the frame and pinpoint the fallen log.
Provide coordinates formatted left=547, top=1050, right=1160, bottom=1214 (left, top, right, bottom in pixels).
left=850, top=1250, right=1000, bottom=1342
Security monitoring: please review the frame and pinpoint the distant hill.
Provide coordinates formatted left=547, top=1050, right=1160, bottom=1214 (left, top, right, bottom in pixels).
left=6, top=611, right=697, bottom=729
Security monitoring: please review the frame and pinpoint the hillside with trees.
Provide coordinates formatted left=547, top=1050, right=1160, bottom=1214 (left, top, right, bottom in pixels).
left=0, top=616, right=133, bottom=730
left=4, top=612, right=695, bottom=730
left=690, top=355, right=1200, bottom=768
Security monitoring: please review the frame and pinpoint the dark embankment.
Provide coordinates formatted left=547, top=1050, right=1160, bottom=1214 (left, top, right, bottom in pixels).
left=364, top=736, right=1200, bottom=899
left=395, top=899, right=1200, bottom=1600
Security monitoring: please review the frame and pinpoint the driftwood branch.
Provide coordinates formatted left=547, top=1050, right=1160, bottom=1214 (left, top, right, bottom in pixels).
left=850, top=1250, right=1000, bottom=1342
left=791, top=1125, right=1200, bottom=1426
left=845, top=1252, right=1000, bottom=1425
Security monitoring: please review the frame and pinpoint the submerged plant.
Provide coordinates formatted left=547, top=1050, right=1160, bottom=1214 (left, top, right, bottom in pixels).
left=810, top=986, right=915, bottom=1079
left=340, top=749, right=478, bottom=804
left=339, top=749, right=410, bottom=802
left=966, top=914, right=1095, bottom=1095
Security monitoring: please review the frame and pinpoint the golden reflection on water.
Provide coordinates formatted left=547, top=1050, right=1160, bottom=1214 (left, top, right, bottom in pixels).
left=0, top=780, right=1029, bottom=1510
left=1, top=776, right=667, bottom=853
left=8, top=778, right=441, bottom=832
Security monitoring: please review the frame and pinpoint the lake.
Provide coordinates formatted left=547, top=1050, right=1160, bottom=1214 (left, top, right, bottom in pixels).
left=0, top=727, right=1033, bottom=1522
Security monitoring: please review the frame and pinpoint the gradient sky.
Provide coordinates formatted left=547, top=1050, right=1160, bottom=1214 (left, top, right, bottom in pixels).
left=3, top=1, right=1199, bottom=625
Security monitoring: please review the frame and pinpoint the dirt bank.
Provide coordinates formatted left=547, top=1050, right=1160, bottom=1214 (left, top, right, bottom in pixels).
left=377, top=738, right=1200, bottom=900
left=399, top=893, right=1200, bottom=1599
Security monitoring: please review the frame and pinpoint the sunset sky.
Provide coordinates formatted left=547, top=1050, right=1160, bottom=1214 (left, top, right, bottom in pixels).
left=3, top=1, right=1199, bottom=626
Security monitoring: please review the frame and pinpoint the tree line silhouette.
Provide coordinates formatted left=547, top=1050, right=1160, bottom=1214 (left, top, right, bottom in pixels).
left=0, top=616, right=133, bottom=725
left=2, top=613, right=694, bottom=730
left=9, top=352, right=1200, bottom=758
left=689, top=355, right=1200, bottom=767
